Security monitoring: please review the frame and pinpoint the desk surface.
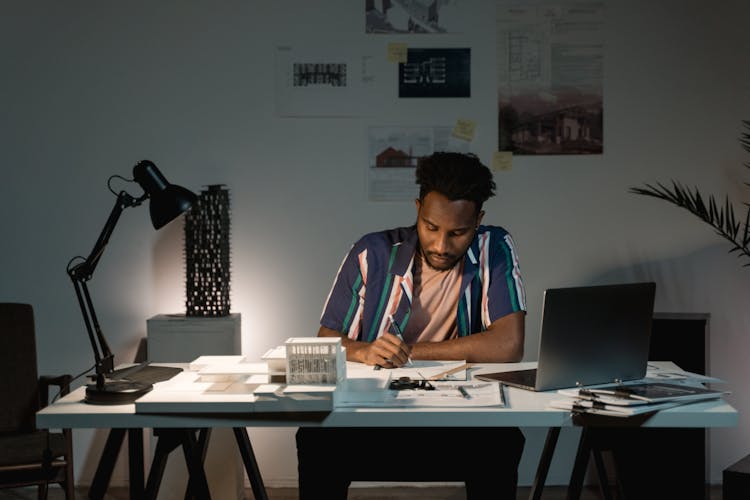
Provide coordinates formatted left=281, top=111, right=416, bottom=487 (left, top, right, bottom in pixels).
left=37, top=362, right=738, bottom=430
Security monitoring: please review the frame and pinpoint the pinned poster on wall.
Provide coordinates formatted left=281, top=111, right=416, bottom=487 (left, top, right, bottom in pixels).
left=367, top=125, right=470, bottom=202
left=274, top=42, right=385, bottom=117
left=497, top=1, right=604, bottom=155
left=365, top=0, right=476, bottom=35
left=398, top=48, right=471, bottom=98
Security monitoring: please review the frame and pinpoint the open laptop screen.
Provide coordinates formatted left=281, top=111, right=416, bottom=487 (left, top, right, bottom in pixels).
left=477, top=282, right=656, bottom=391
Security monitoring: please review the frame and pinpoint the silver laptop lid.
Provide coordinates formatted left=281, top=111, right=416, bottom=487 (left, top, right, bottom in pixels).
left=534, top=281, right=656, bottom=391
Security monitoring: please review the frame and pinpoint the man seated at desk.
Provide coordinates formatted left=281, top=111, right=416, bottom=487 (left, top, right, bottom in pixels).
left=296, top=152, right=527, bottom=500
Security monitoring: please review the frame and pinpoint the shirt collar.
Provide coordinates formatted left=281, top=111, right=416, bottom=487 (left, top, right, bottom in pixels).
left=391, top=225, right=482, bottom=276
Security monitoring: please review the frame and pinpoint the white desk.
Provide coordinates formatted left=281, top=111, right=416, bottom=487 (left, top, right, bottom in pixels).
left=37, top=362, right=738, bottom=499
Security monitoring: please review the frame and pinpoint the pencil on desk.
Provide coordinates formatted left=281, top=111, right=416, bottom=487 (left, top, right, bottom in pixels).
left=429, top=363, right=471, bottom=381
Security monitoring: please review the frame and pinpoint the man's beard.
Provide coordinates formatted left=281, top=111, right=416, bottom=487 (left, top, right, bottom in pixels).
left=419, top=247, right=461, bottom=271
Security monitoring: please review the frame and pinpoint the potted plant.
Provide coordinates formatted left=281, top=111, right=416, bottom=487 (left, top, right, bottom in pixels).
left=629, top=120, right=750, bottom=265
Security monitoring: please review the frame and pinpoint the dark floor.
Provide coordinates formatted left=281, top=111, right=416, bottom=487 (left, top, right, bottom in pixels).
left=0, top=484, right=725, bottom=500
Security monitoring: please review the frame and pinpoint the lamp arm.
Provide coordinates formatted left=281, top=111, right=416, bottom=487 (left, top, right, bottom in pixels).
left=70, top=278, right=112, bottom=386
left=67, top=190, right=146, bottom=387
left=74, top=190, right=146, bottom=279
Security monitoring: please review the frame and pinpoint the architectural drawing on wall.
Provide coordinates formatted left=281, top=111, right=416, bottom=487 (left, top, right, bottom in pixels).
left=293, top=63, right=347, bottom=87
left=368, top=125, right=469, bottom=201
left=497, top=1, right=604, bottom=155
left=275, top=43, right=379, bottom=116
left=365, top=0, right=472, bottom=34
left=399, top=48, right=470, bottom=98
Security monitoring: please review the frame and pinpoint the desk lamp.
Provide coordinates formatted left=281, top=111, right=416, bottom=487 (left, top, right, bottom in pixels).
left=67, top=160, right=197, bottom=404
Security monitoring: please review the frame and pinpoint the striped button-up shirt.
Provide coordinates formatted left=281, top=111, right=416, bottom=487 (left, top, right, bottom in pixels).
left=320, top=225, right=526, bottom=342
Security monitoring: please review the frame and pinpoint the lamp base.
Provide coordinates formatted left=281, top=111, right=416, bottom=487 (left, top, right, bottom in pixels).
left=85, top=379, right=153, bottom=405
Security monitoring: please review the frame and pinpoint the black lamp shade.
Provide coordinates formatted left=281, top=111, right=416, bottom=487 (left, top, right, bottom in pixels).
left=149, top=184, right=198, bottom=229
left=133, top=160, right=197, bottom=229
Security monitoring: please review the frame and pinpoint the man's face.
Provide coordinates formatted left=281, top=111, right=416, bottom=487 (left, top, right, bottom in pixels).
left=415, top=191, right=484, bottom=271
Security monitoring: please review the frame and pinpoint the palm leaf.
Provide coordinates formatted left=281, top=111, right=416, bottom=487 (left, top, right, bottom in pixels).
left=630, top=121, right=750, bottom=266
left=629, top=182, right=750, bottom=266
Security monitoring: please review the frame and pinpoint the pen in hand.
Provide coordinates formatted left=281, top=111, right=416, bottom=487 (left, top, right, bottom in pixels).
left=388, top=314, right=413, bottom=366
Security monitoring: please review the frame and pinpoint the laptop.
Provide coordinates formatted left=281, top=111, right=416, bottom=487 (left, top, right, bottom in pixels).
left=475, top=281, right=656, bottom=391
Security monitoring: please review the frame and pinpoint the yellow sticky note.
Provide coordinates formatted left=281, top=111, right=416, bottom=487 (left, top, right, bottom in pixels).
left=387, top=43, right=408, bottom=63
left=452, top=119, right=476, bottom=142
left=492, top=151, right=513, bottom=171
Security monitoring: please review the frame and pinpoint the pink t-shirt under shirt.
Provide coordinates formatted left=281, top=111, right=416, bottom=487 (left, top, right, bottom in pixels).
left=403, top=252, right=463, bottom=343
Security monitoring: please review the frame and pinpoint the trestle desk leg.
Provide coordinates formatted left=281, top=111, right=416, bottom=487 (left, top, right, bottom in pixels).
left=592, top=447, right=613, bottom=500
left=127, top=428, right=145, bottom=499
left=180, top=429, right=212, bottom=499
left=528, top=427, right=560, bottom=500
left=233, top=427, right=268, bottom=500
left=145, top=429, right=184, bottom=500
left=89, top=429, right=127, bottom=500
left=566, top=428, right=592, bottom=500
left=184, top=429, right=211, bottom=500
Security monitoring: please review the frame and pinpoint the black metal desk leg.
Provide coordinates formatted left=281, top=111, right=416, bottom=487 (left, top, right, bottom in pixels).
left=180, top=429, right=212, bottom=499
left=184, top=428, right=211, bottom=500
left=566, top=428, right=592, bottom=500
left=89, top=428, right=127, bottom=500
left=528, top=427, right=561, bottom=500
left=128, top=428, right=145, bottom=499
left=233, top=427, right=268, bottom=500
left=592, top=447, right=613, bottom=500
left=145, top=429, right=184, bottom=500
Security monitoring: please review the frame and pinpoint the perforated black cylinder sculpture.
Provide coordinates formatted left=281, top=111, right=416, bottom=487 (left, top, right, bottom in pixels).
left=184, top=184, right=231, bottom=316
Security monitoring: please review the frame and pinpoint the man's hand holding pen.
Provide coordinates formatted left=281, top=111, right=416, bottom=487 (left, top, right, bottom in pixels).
left=358, top=314, right=412, bottom=368
left=369, top=331, right=412, bottom=368
left=353, top=315, right=413, bottom=368
left=387, top=314, right=413, bottom=367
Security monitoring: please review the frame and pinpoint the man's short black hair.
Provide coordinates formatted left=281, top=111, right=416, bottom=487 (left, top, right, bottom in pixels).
left=415, top=152, right=496, bottom=211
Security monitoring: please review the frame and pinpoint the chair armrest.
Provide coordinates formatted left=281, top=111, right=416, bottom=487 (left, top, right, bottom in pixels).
left=39, top=374, right=73, bottom=408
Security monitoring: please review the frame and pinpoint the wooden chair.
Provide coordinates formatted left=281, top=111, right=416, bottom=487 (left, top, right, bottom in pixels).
left=0, top=303, right=75, bottom=499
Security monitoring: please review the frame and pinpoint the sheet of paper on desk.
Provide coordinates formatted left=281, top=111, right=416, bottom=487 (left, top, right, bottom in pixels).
left=391, top=360, right=468, bottom=381
left=387, top=382, right=503, bottom=407
left=189, top=355, right=245, bottom=371
left=335, top=368, right=392, bottom=404
left=197, top=362, right=271, bottom=382
left=336, top=382, right=504, bottom=408
left=155, top=371, right=234, bottom=392
left=136, top=376, right=334, bottom=414
left=135, top=376, right=260, bottom=414
left=646, top=363, right=726, bottom=384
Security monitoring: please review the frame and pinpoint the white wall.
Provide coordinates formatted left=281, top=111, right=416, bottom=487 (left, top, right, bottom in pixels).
left=2, top=0, right=749, bottom=488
